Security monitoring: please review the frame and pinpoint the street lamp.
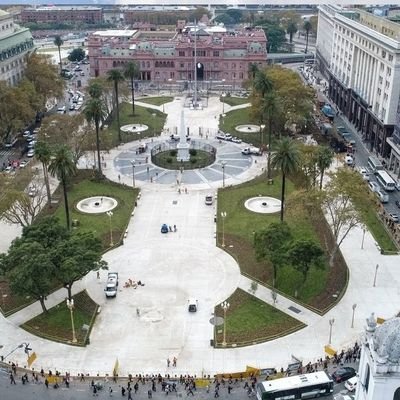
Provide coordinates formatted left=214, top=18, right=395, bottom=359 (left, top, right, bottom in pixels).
left=131, top=160, right=136, bottom=188
left=351, top=303, right=357, bottom=328
left=328, top=318, right=335, bottom=345
left=221, top=78, right=225, bottom=94
left=66, top=298, right=77, bottom=343
left=221, top=301, right=230, bottom=346
left=260, top=124, right=265, bottom=147
left=106, top=211, right=114, bottom=246
left=221, top=161, right=227, bottom=188
left=361, top=228, right=366, bottom=249
left=221, top=93, right=226, bottom=114
left=221, top=211, right=227, bottom=247
left=373, top=264, right=379, bottom=287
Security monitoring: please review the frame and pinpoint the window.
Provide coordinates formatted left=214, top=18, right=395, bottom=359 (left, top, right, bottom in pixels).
left=389, top=54, right=393, bottom=61
left=382, top=50, right=386, bottom=58
left=179, top=51, right=185, bottom=57
left=213, top=50, right=219, bottom=57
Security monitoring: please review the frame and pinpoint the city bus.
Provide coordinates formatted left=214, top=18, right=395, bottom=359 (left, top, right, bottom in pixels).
left=376, top=170, right=396, bottom=191
left=256, top=371, right=333, bottom=400
left=367, top=156, right=384, bottom=173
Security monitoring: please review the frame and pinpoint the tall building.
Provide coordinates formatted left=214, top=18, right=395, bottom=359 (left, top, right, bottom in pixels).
left=316, top=7, right=400, bottom=159
left=0, top=9, right=34, bottom=86
left=88, top=24, right=267, bottom=87
left=355, top=314, right=400, bottom=400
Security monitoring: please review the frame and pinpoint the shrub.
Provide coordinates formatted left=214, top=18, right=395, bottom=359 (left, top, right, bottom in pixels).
left=190, top=158, right=197, bottom=164
left=189, top=149, right=197, bottom=156
left=166, top=157, right=172, bottom=164
left=170, top=150, right=177, bottom=157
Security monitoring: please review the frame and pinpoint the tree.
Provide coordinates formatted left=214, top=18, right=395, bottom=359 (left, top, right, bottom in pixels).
left=253, top=71, right=273, bottom=98
left=68, top=48, right=85, bottom=62
left=48, top=146, right=76, bottom=230
left=287, top=239, right=324, bottom=284
left=254, top=222, right=292, bottom=284
left=85, top=98, right=107, bottom=176
left=51, top=231, right=107, bottom=300
left=54, top=35, right=64, bottom=75
left=35, top=141, right=52, bottom=204
left=248, top=63, right=259, bottom=81
left=303, top=20, right=312, bottom=54
left=4, top=241, right=54, bottom=313
left=107, top=69, right=125, bottom=143
left=124, top=61, right=140, bottom=115
left=271, top=138, right=301, bottom=222
left=286, top=22, right=298, bottom=43
left=316, top=146, right=334, bottom=189
left=264, top=25, right=287, bottom=53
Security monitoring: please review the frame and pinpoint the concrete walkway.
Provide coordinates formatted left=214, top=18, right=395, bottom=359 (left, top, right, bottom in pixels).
left=1, top=96, right=400, bottom=378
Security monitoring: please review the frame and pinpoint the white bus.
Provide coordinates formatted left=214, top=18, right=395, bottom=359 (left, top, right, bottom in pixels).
left=256, top=371, right=333, bottom=400
left=376, top=170, right=396, bottom=191
left=367, top=156, right=384, bottom=173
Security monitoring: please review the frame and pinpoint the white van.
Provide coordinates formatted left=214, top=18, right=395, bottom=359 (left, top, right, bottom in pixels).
left=377, top=191, right=389, bottom=203
left=368, top=181, right=380, bottom=193
left=205, top=194, right=213, bottom=205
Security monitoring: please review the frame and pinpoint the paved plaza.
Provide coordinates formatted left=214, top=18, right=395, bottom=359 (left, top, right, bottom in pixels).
left=1, top=96, right=400, bottom=378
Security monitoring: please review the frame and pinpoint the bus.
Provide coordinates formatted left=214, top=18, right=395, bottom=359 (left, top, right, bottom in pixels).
left=367, top=156, right=384, bottom=173
left=376, top=170, right=396, bottom=191
left=256, top=371, right=333, bottom=400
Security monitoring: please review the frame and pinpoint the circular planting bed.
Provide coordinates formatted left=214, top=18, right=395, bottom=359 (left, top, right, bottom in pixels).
left=121, top=124, right=149, bottom=134
left=152, top=149, right=215, bottom=170
left=235, top=124, right=261, bottom=133
left=244, top=196, right=281, bottom=214
left=76, top=196, right=118, bottom=214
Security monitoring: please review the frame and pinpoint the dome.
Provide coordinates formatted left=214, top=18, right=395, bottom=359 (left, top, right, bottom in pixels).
left=374, top=317, right=400, bottom=363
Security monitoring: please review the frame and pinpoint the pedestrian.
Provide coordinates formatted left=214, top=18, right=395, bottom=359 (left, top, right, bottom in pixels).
left=214, top=388, right=220, bottom=398
left=167, top=358, right=171, bottom=367
left=121, top=387, right=126, bottom=396
left=45, top=378, right=49, bottom=388
left=134, top=382, right=139, bottom=393
left=93, top=385, right=98, bottom=396
left=185, top=187, right=188, bottom=194
left=118, top=174, right=121, bottom=183
left=173, top=225, right=177, bottom=233
left=97, top=271, right=100, bottom=279
left=187, top=387, right=194, bottom=396
left=173, top=356, right=177, bottom=366
left=128, top=388, right=133, bottom=400
left=148, top=389, right=153, bottom=398
left=10, top=372, right=16, bottom=385
left=80, top=373, right=85, bottom=382
left=136, top=308, right=140, bottom=317
left=228, top=385, right=232, bottom=394
left=109, top=386, right=113, bottom=396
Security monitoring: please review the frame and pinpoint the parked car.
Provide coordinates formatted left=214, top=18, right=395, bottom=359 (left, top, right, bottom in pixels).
left=231, top=137, right=242, bottom=144
left=27, top=149, right=35, bottom=157
left=368, top=181, right=380, bottom=193
left=28, top=185, right=37, bottom=197
left=344, top=376, right=358, bottom=392
left=389, top=213, right=399, bottom=223
left=332, top=367, right=356, bottom=383
left=19, top=160, right=29, bottom=168
left=395, top=200, right=400, bottom=209
left=104, top=272, right=119, bottom=298
left=161, top=223, right=169, bottom=234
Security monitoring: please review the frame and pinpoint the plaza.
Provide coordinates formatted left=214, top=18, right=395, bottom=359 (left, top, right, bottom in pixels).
left=1, top=95, right=400, bottom=380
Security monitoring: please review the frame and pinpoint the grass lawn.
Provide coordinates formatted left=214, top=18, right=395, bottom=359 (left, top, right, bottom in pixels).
left=22, top=291, right=98, bottom=346
left=153, top=149, right=214, bottom=170
left=138, top=96, right=174, bottom=106
left=220, top=96, right=250, bottom=107
left=217, top=175, right=343, bottom=309
left=214, top=289, right=304, bottom=346
left=0, top=279, right=35, bottom=317
left=364, top=212, right=398, bottom=253
left=104, top=102, right=167, bottom=147
left=50, top=172, right=137, bottom=249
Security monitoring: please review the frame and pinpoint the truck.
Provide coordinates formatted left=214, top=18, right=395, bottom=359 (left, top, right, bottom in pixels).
left=104, top=272, right=119, bottom=298
left=241, top=147, right=262, bottom=156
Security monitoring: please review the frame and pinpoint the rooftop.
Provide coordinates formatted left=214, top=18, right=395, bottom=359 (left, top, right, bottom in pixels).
left=92, top=29, right=137, bottom=38
left=23, top=6, right=102, bottom=12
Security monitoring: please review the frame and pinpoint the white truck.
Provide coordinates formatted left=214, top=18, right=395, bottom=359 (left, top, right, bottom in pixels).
left=241, top=147, right=262, bottom=156
left=104, top=272, right=119, bottom=298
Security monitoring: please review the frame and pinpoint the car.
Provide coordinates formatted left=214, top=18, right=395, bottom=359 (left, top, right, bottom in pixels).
left=26, top=134, right=36, bottom=142
left=28, top=185, right=37, bottom=197
left=357, top=166, right=370, bottom=181
left=368, top=181, right=380, bottom=192
left=337, top=126, right=349, bottom=134
left=22, top=130, right=31, bottom=137
left=32, top=128, right=40, bottom=134
left=27, top=140, right=36, bottom=149
left=389, top=213, right=399, bottom=223
left=396, top=200, right=400, bottom=209
left=69, top=104, right=75, bottom=111
left=332, top=366, right=356, bottom=383
left=19, top=160, right=29, bottom=168
left=224, top=134, right=233, bottom=141
left=231, top=137, right=242, bottom=143
left=161, top=223, right=169, bottom=234
left=345, top=155, right=354, bottom=166
left=80, top=71, right=85, bottom=76
left=344, top=376, right=358, bottom=392
left=396, top=182, right=400, bottom=191
left=216, top=133, right=227, bottom=140
left=27, top=149, right=35, bottom=158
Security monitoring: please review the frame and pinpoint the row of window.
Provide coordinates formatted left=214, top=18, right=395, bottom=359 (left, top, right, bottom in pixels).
left=1, top=21, right=13, bottom=31
left=0, top=41, right=33, bottom=62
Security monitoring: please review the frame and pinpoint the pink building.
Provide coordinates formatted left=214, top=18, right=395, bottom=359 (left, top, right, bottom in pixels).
left=88, top=24, right=267, bottom=87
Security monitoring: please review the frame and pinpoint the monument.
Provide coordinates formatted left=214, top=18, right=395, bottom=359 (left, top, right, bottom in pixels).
left=176, top=109, right=190, bottom=162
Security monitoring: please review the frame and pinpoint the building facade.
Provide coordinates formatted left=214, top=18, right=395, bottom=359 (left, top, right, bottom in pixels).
left=316, top=7, right=400, bottom=158
left=0, top=9, right=34, bottom=86
left=20, top=6, right=103, bottom=25
left=355, top=315, right=400, bottom=400
left=88, top=24, right=267, bottom=87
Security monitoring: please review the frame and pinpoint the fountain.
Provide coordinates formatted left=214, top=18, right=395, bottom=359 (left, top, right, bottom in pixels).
left=244, top=196, right=281, bottom=214
left=76, top=196, right=118, bottom=214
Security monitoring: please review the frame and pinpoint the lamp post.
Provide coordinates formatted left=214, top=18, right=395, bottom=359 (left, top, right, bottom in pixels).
left=131, top=160, right=136, bottom=188
left=373, top=264, right=379, bottom=287
left=221, top=161, right=227, bottom=188
left=351, top=303, right=357, bottom=328
left=361, top=228, right=366, bottom=249
left=221, top=78, right=225, bottom=94
left=66, top=298, right=77, bottom=343
left=328, top=318, right=335, bottom=345
left=221, top=301, right=230, bottom=346
left=221, top=211, right=227, bottom=247
left=221, top=93, right=226, bottom=114
left=260, top=124, right=265, bottom=148
left=106, top=211, right=114, bottom=246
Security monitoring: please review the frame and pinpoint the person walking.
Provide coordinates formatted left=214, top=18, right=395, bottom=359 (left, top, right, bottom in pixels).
left=93, top=385, right=98, bottom=396
left=214, top=388, right=220, bottom=398
left=10, top=372, right=16, bottom=385
left=134, top=382, right=139, bottom=394
left=167, top=358, right=171, bottom=367
left=109, top=386, right=113, bottom=396
left=128, top=388, right=133, bottom=400
left=173, top=356, right=177, bottom=366
left=121, top=387, right=126, bottom=397
left=45, top=378, right=49, bottom=389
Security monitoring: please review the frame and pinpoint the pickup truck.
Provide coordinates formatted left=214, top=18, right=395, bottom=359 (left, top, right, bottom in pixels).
left=105, top=272, right=119, bottom=298
left=242, top=147, right=262, bottom=156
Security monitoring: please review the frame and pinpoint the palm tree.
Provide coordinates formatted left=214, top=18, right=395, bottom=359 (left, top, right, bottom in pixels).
left=286, top=22, right=298, bottom=43
left=54, top=35, right=64, bottom=75
left=35, top=141, right=52, bottom=204
left=85, top=97, right=107, bottom=176
left=261, top=92, right=279, bottom=183
left=48, top=145, right=76, bottom=230
left=316, top=146, right=334, bottom=189
left=271, top=138, right=301, bottom=222
left=248, top=62, right=259, bottom=81
left=88, top=80, right=104, bottom=99
left=303, top=21, right=312, bottom=54
left=107, top=69, right=125, bottom=143
left=124, top=61, right=140, bottom=115
left=253, top=71, right=273, bottom=98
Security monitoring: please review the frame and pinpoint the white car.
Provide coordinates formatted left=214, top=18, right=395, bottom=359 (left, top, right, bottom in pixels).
left=28, top=185, right=37, bottom=197
left=27, top=149, right=35, bottom=158
left=344, top=376, right=358, bottom=392
left=19, top=160, right=29, bottom=168
left=357, top=166, right=370, bottom=181
left=345, top=155, right=354, bottom=166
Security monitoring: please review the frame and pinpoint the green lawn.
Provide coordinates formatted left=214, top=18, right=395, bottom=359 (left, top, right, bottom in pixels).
left=214, top=289, right=304, bottom=346
left=217, top=175, right=334, bottom=305
left=22, top=291, right=98, bottom=346
left=138, top=96, right=174, bottom=106
left=104, top=102, right=167, bottom=146
left=153, top=149, right=214, bottom=170
left=220, top=96, right=250, bottom=107
left=52, top=175, right=137, bottom=249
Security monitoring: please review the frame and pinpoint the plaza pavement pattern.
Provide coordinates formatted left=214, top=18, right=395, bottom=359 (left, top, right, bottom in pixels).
left=1, top=97, right=400, bottom=377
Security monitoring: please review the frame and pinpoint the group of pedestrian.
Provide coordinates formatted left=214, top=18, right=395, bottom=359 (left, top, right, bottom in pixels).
left=166, top=356, right=178, bottom=367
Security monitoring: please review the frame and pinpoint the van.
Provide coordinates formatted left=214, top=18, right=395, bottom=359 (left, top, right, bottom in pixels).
left=368, top=181, right=380, bottom=192
left=205, top=194, right=213, bottom=205
left=377, top=191, right=389, bottom=203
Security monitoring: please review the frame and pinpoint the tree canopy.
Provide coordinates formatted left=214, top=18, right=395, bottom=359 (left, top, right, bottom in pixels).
left=68, top=48, right=86, bottom=62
